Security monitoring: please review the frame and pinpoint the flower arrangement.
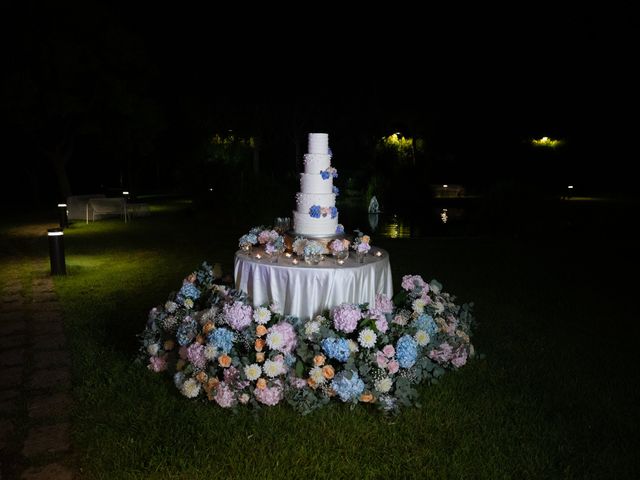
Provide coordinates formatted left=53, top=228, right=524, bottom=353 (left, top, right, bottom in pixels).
left=239, top=226, right=284, bottom=255
left=139, top=263, right=476, bottom=414
left=329, top=239, right=350, bottom=254
left=320, top=167, right=338, bottom=180
left=351, top=230, right=371, bottom=254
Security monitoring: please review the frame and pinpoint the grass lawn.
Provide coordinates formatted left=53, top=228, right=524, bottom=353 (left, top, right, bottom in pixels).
left=2, top=199, right=639, bottom=479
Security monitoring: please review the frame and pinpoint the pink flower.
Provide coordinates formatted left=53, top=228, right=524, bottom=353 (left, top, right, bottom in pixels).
left=224, top=365, right=239, bottom=384
left=223, top=302, right=253, bottom=330
left=186, top=343, right=206, bottom=369
left=387, top=359, right=400, bottom=374
left=148, top=355, right=167, bottom=372
left=332, top=303, right=363, bottom=333
left=213, top=382, right=237, bottom=408
left=451, top=347, right=468, bottom=368
left=329, top=239, right=345, bottom=253
left=268, top=322, right=297, bottom=354
left=375, top=317, right=389, bottom=333
left=429, top=342, right=454, bottom=363
left=401, top=275, right=429, bottom=293
left=376, top=351, right=389, bottom=368
left=254, top=380, right=284, bottom=406
left=375, top=294, right=394, bottom=314
left=258, top=230, right=277, bottom=244
left=356, top=242, right=371, bottom=253
left=289, top=377, right=307, bottom=389
left=382, top=345, right=395, bottom=358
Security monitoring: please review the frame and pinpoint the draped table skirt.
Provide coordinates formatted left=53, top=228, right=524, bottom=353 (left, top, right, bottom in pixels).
left=234, top=248, right=393, bottom=321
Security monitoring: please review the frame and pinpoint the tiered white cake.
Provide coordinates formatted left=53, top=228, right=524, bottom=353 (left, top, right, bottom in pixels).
left=293, top=133, right=339, bottom=236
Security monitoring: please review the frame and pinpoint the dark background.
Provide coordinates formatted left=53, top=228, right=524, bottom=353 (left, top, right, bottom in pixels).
left=1, top=2, right=637, bottom=208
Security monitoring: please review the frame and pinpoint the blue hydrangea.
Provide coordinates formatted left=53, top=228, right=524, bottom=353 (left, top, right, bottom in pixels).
left=331, top=370, right=365, bottom=402
left=239, top=233, right=257, bottom=246
left=332, top=186, right=340, bottom=195
left=336, top=224, right=344, bottom=234
left=208, top=327, right=235, bottom=354
left=321, top=337, right=351, bottom=362
left=176, top=317, right=198, bottom=346
left=414, top=314, right=438, bottom=336
left=396, top=335, right=418, bottom=368
left=320, top=170, right=330, bottom=180
left=330, top=207, right=338, bottom=219
left=179, top=282, right=201, bottom=300
left=285, top=354, right=296, bottom=367
left=309, top=205, right=321, bottom=218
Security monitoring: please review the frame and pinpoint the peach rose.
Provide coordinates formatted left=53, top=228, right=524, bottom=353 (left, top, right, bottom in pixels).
left=195, top=371, right=208, bottom=384
left=360, top=392, right=375, bottom=403
left=187, top=273, right=197, bottom=283
left=256, top=352, right=265, bottom=363
left=256, top=378, right=267, bottom=390
left=307, top=377, right=317, bottom=388
left=218, top=354, right=232, bottom=368
left=203, top=322, right=215, bottom=334
left=255, top=338, right=266, bottom=352
left=313, top=355, right=326, bottom=367
left=163, top=340, right=175, bottom=351
left=322, top=365, right=335, bottom=380
left=205, top=377, right=220, bottom=392
left=256, top=325, right=268, bottom=337
left=195, top=334, right=205, bottom=345
left=362, top=235, right=370, bottom=243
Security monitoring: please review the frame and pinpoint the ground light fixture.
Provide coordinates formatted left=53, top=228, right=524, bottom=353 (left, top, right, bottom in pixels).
left=47, top=228, right=66, bottom=275
left=57, top=203, right=68, bottom=228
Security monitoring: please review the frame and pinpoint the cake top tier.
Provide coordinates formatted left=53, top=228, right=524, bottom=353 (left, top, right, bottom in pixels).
left=308, top=133, right=329, bottom=155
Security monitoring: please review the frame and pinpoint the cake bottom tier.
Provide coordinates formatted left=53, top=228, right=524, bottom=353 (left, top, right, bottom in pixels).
left=293, top=210, right=339, bottom=236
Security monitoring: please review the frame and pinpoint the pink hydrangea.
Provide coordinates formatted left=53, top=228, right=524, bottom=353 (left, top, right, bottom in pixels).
left=375, top=317, right=389, bottom=333
left=223, top=302, right=253, bottom=330
left=289, top=377, right=307, bottom=389
left=382, top=344, right=395, bottom=358
left=451, top=347, right=468, bottom=368
left=258, top=230, right=279, bottom=244
left=254, top=381, right=284, bottom=406
left=148, top=355, right=167, bottom=372
left=375, top=293, right=394, bottom=314
left=213, top=382, right=237, bottom=408
left=401, top=275, right=429, bottom=293
left=223, top=365, right=239, bottom=384
left=332, top=303, right=363, bottom=333
left=268, top=322, right=297, bottom=354
left=429, top=342, right=454, bottom=363
left=186, top=343, right=206, bottom=369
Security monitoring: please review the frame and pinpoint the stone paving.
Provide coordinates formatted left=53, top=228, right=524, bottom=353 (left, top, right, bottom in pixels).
left=1, top=269, right=75, bottom=479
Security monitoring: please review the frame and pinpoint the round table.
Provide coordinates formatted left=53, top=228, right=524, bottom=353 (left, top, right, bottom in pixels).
left=234, top=248, right=393, bottom=321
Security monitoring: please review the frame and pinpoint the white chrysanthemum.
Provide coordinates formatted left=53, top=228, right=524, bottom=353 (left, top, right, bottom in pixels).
left=181, top=378, right=201, bottom=398
left=304, top=321, right=320, bottom=336
left=184, top=298, right=194, bottom=309
left=165, top=301, right=178, bottom=313
left=415, top=330, right=430, bottom=346
left=412, top=298, right=426, bottom=314
left=309, top=366, right=326, bottom=385
left=375, top=377, right=393, bottom=393
left=266, top=331, right=284, bottom=350
left=244, top=363, right=262, bottom=381
left=358, top=328, right=377, bottom=348
left=263, top=359, right=284, bottom=378
left=253, top=306, right=271, bottom=325
left=146, top=343, right=160, bottom=356
left=347, top=339, right=359, bottom=353
left=203, top=344, right=218, bottom=360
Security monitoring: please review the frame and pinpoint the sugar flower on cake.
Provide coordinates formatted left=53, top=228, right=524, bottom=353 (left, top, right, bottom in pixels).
left=309, top=205, right=322, bottom=218
left=335, top=224, right=344, bottom=234
left=320, top=167, right=338, bottom=180
left=331, top=303, right=363, bottom=333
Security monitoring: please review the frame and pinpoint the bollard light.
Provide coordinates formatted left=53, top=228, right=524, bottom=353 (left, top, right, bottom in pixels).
left=57, top=203, right=68, bottom=229
left=47, top=228, right=66, bottom=275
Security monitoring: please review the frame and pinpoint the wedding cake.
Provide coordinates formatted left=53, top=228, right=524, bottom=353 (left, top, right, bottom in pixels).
left=293, top=133, right=339, bottom=236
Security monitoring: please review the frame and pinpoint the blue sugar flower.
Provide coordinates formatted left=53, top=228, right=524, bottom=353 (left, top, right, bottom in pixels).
left=396, top=335, right=418, bottom=368
left=321, top=337, right=351, bottom=362
left=330, top=207, right=338, bottom=219
left=331, top=370, right=365, bottom=402
left=320, top=170, right=330, bottom=180
left=414, top=314, right=438, bottom=336
left=332, top=186, right=340, bottom=195
left=309, top=205, right=321, bottom=218
left=336, top=224, right=345, bottom=234
left=208, top=327, right=235, bottom=354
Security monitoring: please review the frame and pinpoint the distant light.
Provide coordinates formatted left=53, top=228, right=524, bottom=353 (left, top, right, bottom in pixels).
left=48, top=230, right=64, bottom=237
left=531, top=136, right=564, bottom=148
left=57, top=203, right=67, bottom=207
left=443, top=184, right=448, bottom=188
left=122, top=191, right=129, bottom=195
left=568, top=185, right=574, bottom=189
left=209, top=187, right=213, bottom=192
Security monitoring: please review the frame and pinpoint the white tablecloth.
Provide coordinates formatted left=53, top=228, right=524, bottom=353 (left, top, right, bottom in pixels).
left=234, top=248, right=393, bottom=321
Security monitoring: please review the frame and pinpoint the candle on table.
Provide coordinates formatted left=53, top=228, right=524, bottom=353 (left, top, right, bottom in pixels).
left=375, top=251, right=382, bottom=257
left=255, top=253, right=262, bottom=260
left=292, top=258, right=299, bottom=265
left=337, top=259, right=344, bottom=265
left=285, top=252, right=292, bottom=258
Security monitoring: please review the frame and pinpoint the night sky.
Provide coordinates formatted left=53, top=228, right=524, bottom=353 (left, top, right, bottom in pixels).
left=2, top=3, right=637, bottom=205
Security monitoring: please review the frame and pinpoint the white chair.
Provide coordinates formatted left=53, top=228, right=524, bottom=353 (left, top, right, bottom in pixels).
left=86, top=198, right=128, bottom=223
